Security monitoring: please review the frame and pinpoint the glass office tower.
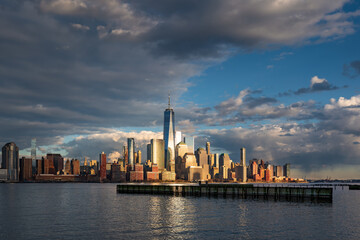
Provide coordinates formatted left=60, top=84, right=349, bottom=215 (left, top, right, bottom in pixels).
left=127, top=138, right=135, bottom=166
left=163, top=95, right=175, bottom=169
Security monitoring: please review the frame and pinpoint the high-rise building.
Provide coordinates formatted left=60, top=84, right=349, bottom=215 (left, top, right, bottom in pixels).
left=240, top=148, right=247, bottom=182
left=206, top=142, right=211, bottom=155
left=47, top=154, right=63, bottom=174
left=164, top=95, right=175, bottom=169
left=2, top=142, right=20, bottom=182
left=214, top=153, right=219, bottom=168
left=65, top=159, right=71, bottom=174
left=147, top=144, right=151, bottom=161
left=175, top=131, right=182, bottom=146
left=31, top=138, right=36, bottom=168
left=20, top=157, right=32, bottom=182
left=283, top=163, right=290, bottom=177
left=151, top=139, right=165, bottom=170
left=183, top=136, right=194, bottom=153
left=71, top=159, right=80, bottom=175
left=195, top=148, right=207, bottom=166
left=127, top=138, right=135, bottom=166
left=219, top=153, right=231, bottom=169
left=99, top=152, right=107, bottom=181
left=136, top=150, right=142, bottom=164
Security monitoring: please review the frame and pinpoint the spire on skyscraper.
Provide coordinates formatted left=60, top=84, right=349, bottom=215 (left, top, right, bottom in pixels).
left=168, top=92, right=172, bottom=110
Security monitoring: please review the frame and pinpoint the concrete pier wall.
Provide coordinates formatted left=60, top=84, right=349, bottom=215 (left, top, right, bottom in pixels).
left=117, top=183, right=333, bottom=201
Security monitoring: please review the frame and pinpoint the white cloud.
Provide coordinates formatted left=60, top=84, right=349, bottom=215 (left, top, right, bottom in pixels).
left=310, top=76, right=326, bottom=87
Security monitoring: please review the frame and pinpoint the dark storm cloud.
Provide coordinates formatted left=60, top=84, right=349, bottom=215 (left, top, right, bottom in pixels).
left=343, top=60, right=360, bottom=78
left=127, top=0, right=356, bottom=58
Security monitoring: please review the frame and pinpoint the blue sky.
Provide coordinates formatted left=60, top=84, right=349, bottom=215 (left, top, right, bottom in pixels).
left=1, top=0, right=360, bottom=179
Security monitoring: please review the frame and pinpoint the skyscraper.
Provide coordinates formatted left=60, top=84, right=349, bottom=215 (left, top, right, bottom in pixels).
left=99, top=152, right=107, bottom=182
left=206, top=142, right=211, bottom=155
left=240, top=148, right=247, bottom=182
left=164, top=95, right=175, bottom=169
left=127, top=138, right=135, bottom=166
left=2, top=142, right=20, bottom=182
left=184, top=136, right=194, bottom=153
left=31, top=138, right=36, bottom=167
left=151, top=139, right=165, bottom=170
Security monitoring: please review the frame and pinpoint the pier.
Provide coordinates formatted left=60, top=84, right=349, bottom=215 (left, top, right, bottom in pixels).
left=117, top=183, right=333, bottom=201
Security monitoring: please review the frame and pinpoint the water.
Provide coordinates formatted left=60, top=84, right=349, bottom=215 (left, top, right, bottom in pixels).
left=0, top=183, right=359, bottom=240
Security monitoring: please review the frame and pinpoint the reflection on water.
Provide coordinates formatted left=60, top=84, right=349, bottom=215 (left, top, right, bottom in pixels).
left=0, top=183, right=359, bottom=240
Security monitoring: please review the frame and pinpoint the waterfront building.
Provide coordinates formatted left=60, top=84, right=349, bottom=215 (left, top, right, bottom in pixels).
left=219, top=165, right=228, bottom=180
left=99, top=152, right=107, bottom=181
left=145, top=164, right=159, bottom=181
left=150, top=139, right=165, bottom=170
left=265, top=168, right=272, bottom=182
left=31, top=138, right=36, bottom=168
left=20, top=157, right=32, bottom=181
left=1, top=142, right=19, bottom=182
left=195, top=148, right=208, bottom=166
left=275, top=165, right=283, bottom=177
left=36, top=159, right=42, bottom=175
left=219, top=153, right=231, bottom=169
left=164, top=95, right=176, bottom=169
left=183, top=136, right=194, bottom=153
left=0, top=169, right=7, bottom=181
left=47, top=154, right=63, bottom=174
left=240, top=148, right=247, bottom=182
left=127, top=138, right=135, bottom=166
left=130, top=164, right=144, bottom=181
left=71, top=159, right=80, bottom=175
left=250, top=161, right=258, bottom=178
left=283, top=163, right=290, bottom=177
left=65, top=159, right=71, bottom=174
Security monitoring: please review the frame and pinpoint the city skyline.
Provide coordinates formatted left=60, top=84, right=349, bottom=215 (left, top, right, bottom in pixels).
left=1, top=0, right=360, bottom=179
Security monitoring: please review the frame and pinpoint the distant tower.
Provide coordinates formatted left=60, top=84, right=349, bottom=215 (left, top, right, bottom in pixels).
left=31, top=138, right=36, bottom=167
left=137, top=150, right=142, bottom=164
left=127, top=138, right=135, bottom=166
left=206, top=142, right=211, bottom=155
left=99, top=152, right=107, bottom=182
left=240, top=148, right=247, bottom=182
left=164, top=94, right=175, bottom=169
left=184, top=136, right=194, bottom=153
left=2, top=142, right=20, bottom=182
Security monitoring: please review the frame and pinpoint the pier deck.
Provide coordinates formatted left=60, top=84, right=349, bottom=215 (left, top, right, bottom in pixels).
left=117, top=183, right=333, bottom=201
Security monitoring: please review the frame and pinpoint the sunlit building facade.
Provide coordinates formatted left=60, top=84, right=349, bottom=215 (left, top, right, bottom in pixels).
left=164, top=96, right=175, bottom=169
left=150, top=139, right=165, bottom=170
left=127, top=138, right=135, bottom=166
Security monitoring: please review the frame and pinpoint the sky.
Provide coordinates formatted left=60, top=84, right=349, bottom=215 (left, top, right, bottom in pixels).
left=1, top=0, right=360, bottom=179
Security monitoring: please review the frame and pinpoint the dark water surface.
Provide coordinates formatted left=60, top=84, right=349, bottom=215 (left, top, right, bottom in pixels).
left=0, top=183, right=359, bottom=240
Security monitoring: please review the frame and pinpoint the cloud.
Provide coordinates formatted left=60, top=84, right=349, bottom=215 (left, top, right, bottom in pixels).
left=343, top=60, right=360, bottom=78
left=279, top=76, right=342, bottom=96
left=62, top=129, right=162, bottom=162
left=199, top=122, right=360, bottom=178
left=38, top=0, right=360, bottom=59
left=71, top=23, right=90, bottom=31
